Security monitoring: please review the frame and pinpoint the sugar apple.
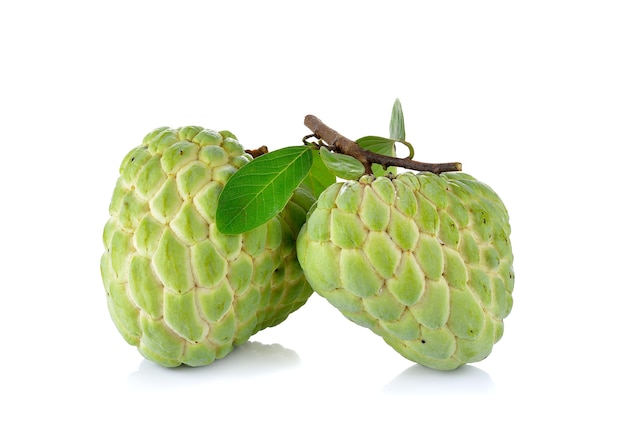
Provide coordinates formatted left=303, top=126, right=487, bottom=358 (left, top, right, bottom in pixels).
left=101, top=126, right=315, bottom=367
left=297, top=171, right=514, bottom=370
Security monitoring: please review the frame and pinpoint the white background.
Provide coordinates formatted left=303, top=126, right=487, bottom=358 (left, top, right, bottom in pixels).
left=1, top=0, right=624, bottom=420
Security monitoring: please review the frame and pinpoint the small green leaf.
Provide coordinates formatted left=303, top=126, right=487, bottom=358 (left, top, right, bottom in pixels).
left=301, top=149, right=336, bottom=197
left=390, top=98, right=405, bottom=141
left=356, top=135, right=397, bottom=177
left=216, top=146, right=313, bottom=234
left=319, top=147, right=365, bottom=180
left=356, top=136, right=396, bottom=156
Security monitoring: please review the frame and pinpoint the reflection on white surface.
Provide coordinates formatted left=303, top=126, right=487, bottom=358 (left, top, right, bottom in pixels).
left=126, top=341, right=300, bottom=389
left=383, top=364, right=495, bottom=395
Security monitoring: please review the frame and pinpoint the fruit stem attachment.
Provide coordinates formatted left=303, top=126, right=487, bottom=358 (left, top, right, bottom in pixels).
left=304, top=115, right=462, bottom=174
left=245, top=146, right=269, bottom=158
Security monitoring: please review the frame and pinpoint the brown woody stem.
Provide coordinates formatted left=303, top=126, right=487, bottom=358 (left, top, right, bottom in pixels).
left=304, top=115, right=462, bottom=175
left=245, top=145, right=269, bottom=158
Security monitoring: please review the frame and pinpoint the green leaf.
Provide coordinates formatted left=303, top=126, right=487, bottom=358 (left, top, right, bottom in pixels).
left=355, top=135, right=397, bottom=177
left=319, top=146, right=365, bottom=180
left=216, top=146, right=313, bottom=234
left=390, top=98, right=405, bottom=141
left=301, top=149, right=336, bottom=197
left=356, top=136, right=396, bottom=156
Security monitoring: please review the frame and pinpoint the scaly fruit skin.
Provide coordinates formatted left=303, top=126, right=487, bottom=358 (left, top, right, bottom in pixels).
left=297, top=172, right=514, bottom=370
left=101, top=126, right=314, bottom=367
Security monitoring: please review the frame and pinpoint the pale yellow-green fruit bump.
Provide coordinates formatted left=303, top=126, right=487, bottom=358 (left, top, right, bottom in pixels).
left=101, top=126, right=315, bottom=367
left=297, top=171, right=514, bottom=370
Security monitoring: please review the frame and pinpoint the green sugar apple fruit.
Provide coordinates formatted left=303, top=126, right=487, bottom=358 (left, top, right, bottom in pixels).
left=297, top=171, right=514, bottom=370
left=101, top=126, right=315, bottom=367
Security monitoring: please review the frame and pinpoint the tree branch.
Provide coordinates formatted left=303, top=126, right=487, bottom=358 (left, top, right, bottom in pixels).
left=304, top=115, right=462, bottom=175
